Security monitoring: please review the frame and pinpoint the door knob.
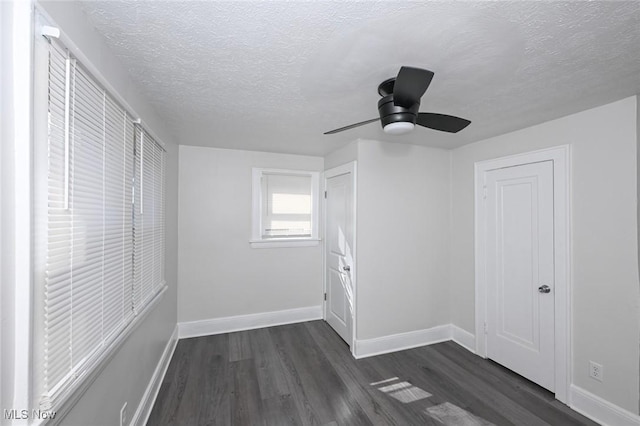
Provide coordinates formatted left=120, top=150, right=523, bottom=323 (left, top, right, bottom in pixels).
left=343, top=266, right=351, bottom=272
left=538, top=285, right=551, bottom=293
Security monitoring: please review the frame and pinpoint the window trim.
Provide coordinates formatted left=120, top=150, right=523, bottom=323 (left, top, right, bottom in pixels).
left=250, top=168, right=320, bottom=248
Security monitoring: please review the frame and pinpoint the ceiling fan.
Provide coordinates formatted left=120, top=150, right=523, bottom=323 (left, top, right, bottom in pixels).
left=324, top=66, right=471, bottom=136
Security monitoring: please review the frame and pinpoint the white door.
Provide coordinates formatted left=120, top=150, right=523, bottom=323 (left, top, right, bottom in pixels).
left=484, top=160, right=555, bottom=391
left=324, top=166, right=355, bottom=346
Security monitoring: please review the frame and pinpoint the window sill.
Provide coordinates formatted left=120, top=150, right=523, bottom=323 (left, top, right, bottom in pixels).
left=250, top=238, right=321, bottom=249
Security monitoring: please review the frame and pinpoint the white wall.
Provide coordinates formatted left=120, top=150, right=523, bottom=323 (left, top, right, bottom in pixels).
left=2, top=0, right=37, bottom=416
left=8, top=2, right=180, bottom=425
left=178, top=146, right=324, bottom=323
left=356, top=139, right=451, bottom=339
left=1, top=0, right=17, bottom=413
left=324, top=140, right=357, bottom=171
left=0, top=1, right=4, bottom=412
left=450, top=96, right=640, bottom=413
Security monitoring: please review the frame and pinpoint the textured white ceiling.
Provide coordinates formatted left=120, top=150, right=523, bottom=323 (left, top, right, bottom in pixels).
left=79, top=0, right=640, bottom=156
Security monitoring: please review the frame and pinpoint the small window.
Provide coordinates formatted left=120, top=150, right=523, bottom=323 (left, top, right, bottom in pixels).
left=251, top=168, right=320, bottom=248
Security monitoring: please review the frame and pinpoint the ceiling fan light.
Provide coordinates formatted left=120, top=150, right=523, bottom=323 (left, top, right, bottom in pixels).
left=383, top=121, right=415, bottom=135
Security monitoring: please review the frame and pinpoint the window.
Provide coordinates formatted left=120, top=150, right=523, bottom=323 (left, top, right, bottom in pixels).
left=251, top=168, right=320, bottom=247
left=133, top=127, right=166, bottom=311
left=34, top=35, right=166, bottom=410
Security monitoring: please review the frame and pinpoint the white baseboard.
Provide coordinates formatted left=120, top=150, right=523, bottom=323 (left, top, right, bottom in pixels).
left=178, top=305, right=323, bottom=339
left=451, top=325, right=475, bottom=354
left=569, top=385, right=640, bottom=426
left=130, top=324, right=179, bottom=426
left=354, top=324, right=477, bottom=359
left=354, top=324, right=452, bottom=359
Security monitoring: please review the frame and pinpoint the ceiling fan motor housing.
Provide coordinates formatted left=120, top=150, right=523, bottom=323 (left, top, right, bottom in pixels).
left=377, top=95, right=420, bottom=127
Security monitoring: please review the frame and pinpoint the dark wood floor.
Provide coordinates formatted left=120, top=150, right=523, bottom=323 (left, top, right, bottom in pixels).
left=148, top=321, right=597, bottom=425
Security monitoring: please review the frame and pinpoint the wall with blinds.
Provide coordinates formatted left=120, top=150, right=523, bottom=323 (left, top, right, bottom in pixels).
left=35, top=37, right=166, bottom=410
left=134, top=126, right=166, bottom=311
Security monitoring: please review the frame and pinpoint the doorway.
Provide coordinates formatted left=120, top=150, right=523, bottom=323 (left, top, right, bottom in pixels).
left=475, top=146, right=570, bottom=403
left=324, top=162, right=357, bottom=351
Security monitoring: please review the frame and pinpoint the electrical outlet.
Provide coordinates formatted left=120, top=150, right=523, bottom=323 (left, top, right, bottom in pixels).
left=589, top=361, right=603, bottom=382
left=120, top=402, right=128, bottom=426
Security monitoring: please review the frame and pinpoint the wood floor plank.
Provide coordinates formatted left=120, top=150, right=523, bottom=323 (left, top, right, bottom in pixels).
left=434, top=341, right=598, bottom=426
left=274, top=322, right=374, bottom=425
left=262, top=394, right=304, bottom=426
left=304, top=321, right=435, bottom=425
left=229, top=329, right=253, bottom=362
left=250, top=327, right=291, bottom=400
left=406, top=346, right=559, bottom=425
left=299, top=329, right=376, bottom=426
left=357, top=351, right=457, bottom=425
left=174, top=337, right=213, bottom=425
left=394, top=347, right=518, bottom=425
left=267, top=328, right=321, bottom=426
left=149, top=320, right=598, bottom=426
left=230, top=359, right=263, bottom=425
left=408, top=347, right=588, bottom=425
left=194, top=334, right=232, bottom=426
left=147, top=338, right=196, bottom=426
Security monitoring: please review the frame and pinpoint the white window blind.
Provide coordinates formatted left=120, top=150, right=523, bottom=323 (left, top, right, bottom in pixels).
left=133, top=127, right=166, bottom=311
left=38, top=37, right=166, bottom=409
left=262, top=173, right=313, bottom=238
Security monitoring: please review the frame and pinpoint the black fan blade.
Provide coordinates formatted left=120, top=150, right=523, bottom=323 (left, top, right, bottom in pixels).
left=324, top=118, right=380, bottom=135
left=416, top=113, right=471, bottom=133
left=393, top=67, right=434, bottom=108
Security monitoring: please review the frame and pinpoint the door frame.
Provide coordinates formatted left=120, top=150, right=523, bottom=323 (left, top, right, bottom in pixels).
left=474, top=145, right=571, bottom=403
left=323, top=161, right=357, bottom=354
